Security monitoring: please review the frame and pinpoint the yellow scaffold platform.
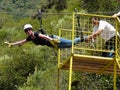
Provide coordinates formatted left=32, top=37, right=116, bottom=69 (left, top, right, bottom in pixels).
left=57, top=13, right=120, bottom=90
left=59, top=54, right=120, bottom=75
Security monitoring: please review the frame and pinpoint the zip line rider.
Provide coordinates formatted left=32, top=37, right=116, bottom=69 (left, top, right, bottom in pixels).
left=5, top=24, right=87, bottom=49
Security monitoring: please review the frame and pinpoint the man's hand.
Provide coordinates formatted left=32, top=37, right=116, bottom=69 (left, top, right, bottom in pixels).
left=85, top=36, right=91, bottom=43
left=112, top=14, right=117, bottom=18
left=51, top=39, right=60, bottom=44
left=49, top=39, right=60, bottom=50
left=4, top=42, right=13, bottom=47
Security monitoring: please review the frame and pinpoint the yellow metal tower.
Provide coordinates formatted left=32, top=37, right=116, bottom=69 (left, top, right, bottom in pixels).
left=57, top=13, right=120, bottom=90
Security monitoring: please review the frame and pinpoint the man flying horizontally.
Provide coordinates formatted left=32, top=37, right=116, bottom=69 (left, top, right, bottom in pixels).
left=5, top=24, right=87, bottom=50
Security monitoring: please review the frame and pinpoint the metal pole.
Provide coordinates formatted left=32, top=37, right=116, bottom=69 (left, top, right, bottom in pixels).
left=68, top=55, right=73, bottom=90
left=114, top=61, right=117, bottom=90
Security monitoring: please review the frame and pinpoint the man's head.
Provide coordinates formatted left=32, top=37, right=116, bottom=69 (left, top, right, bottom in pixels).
left=24, top=24, right=33, bottom=32
left=24, top=24, right=33, bottom=35
left=90, top=17, right=100, bottom=25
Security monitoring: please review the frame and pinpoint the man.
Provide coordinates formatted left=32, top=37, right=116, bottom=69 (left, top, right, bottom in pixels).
left=5, top=24, right=86, bottom=49
left=87, top=17, right=118, bottom=57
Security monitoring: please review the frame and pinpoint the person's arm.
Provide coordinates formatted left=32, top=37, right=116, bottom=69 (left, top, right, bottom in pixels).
left=38, top=33, right=60, bottom=43
left=87, top=29, right=103, bottom=41
left=112, top=12, right=120, bottom=18
left=38, top=33, right=52, bottom=41
left=11, top=39, right=27, bottom=46
left=5, top=39, right=27, bottom=47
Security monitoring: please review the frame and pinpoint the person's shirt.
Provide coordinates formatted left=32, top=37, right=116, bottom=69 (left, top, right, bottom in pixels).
left=93, top=20, right=116, bottom=41
left=26, top=31, right=53, bottom=47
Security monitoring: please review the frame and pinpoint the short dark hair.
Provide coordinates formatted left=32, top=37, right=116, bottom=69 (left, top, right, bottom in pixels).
left=91, top=17, right=100, bottom=21
left=89, top=17, right=100, bottom=24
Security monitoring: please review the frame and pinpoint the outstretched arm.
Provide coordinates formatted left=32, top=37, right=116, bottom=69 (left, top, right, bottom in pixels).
left=5, top=39, right=27, bottom=47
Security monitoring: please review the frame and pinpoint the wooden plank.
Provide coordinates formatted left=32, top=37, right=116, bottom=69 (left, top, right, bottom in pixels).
left=59, top=54, right=120, bottom=75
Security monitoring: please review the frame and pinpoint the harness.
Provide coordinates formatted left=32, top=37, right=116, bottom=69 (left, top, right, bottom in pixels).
left=35, top=31, right=59, bottom=50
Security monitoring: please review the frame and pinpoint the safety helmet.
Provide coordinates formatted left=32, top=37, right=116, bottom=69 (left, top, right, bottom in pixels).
left=24, top=24, right=33, bottom=30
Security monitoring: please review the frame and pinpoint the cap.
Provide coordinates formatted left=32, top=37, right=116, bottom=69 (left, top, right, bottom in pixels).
left=24, top=24, right=33, bottom=30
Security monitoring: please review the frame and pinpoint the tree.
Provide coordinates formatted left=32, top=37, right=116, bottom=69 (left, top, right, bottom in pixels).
left=55, top=0, right=67, bottom=11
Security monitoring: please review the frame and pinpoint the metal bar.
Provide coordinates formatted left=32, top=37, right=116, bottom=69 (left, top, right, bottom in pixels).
left=74, top=47, right=115, bottom=52
left=57, top=69, right=60, bottom=90
left=98, top=61, right=113, bottom=74
left=68, top=55, right=73, bottom=90
left=114, top=61, right=117, bottom=90
left=72, top=13, right=75, bottom=53
left=75, top=13, right=113, bottom=18
left=57, top=28, right=62, bottom=90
